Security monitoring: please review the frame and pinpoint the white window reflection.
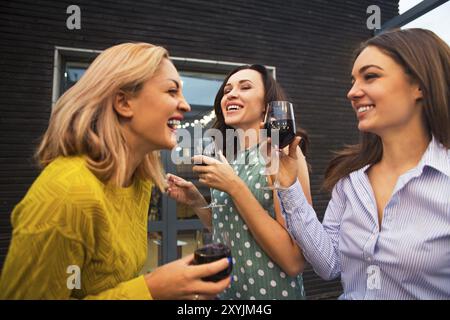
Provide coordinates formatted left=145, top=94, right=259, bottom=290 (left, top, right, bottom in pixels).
left=180, top=72, right=224, bottom=107
left=400, top=0, right=450, bottom=44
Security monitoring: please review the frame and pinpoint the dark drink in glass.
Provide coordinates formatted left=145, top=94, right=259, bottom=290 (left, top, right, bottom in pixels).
left=265, top=119, right=296, bottom=149
left=193, top=243, right=232, bottom=282
left=261, top=101, right=296, bottom=191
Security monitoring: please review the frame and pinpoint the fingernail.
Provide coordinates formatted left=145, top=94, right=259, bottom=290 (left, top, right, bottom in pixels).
left=227, top=257, right=232, bottom=265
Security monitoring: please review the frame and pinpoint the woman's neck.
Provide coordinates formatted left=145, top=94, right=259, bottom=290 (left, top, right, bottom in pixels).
left=122, top=129, right=154, bottom=188
left=123, top=152, right=143, bottom=187
left=378, top=128, right=431, bottom=174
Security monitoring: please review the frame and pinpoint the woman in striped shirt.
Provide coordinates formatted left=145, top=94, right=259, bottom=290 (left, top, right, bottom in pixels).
left=276, top=28, right=450, bottom=299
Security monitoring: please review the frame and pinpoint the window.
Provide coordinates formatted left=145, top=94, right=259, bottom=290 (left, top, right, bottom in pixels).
left=62, top=62, right=89, bottom=92
left=52, top=46, right=100, bottom=107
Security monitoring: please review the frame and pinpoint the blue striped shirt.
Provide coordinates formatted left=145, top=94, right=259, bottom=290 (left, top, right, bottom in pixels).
left=278, top=137, right=450, bottom=299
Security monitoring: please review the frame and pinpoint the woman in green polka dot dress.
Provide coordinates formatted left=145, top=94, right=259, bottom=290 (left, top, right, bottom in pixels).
left=167, top=64, right=312, bottom=299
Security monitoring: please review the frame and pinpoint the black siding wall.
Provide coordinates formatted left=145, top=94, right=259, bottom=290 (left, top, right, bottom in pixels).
left=0, top=0, right=398, bottom=299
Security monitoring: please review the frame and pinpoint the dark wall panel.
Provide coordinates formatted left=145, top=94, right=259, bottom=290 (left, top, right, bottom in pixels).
left=0, top=0, right=398, bottom=299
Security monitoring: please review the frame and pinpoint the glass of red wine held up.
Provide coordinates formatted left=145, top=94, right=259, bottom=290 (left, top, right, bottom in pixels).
left=262, top=101, right=296, bottom=190
left=193, top=136, right=225, bottom=209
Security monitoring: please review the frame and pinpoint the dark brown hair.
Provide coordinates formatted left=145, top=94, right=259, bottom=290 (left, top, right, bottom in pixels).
left=212, top=64, right=309, bottom=156
left=323, top=28, right=450, bottom=192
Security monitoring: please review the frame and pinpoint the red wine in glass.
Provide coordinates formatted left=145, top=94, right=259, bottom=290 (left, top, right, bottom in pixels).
left=193, top=243, right=233, bottom=282
left=264, top=101, right=296, bottom=149
left=265, top=119, right=296, bottom=149
left=262, top=101, right=296, bottom=190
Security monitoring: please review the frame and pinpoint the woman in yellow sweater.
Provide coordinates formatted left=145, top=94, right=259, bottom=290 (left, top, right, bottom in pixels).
left=0, top=42, right=230, bottom=299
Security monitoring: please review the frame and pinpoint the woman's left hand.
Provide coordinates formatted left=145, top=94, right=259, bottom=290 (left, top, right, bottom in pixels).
left=192, top=152, right=242, bottom=194
left=166, top=173, right=208, bottom=208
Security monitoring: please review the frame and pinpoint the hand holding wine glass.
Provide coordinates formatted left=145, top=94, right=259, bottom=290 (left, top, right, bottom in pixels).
left=193, top=136, right=225, bottom=209
left=276, top=136, right=302, bottom=188
left=193, top=230, right=233, bottom=282
left=262, top=101, right=297, bottom=190
left=264, top=101, right=296, bottom=149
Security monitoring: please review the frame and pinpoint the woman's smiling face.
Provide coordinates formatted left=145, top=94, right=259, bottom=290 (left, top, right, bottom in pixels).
left=125, top=58, right=191, bottom=151
left=347, top=46, right=423, bottom=136
left=220, top=69, right=266, bottom=132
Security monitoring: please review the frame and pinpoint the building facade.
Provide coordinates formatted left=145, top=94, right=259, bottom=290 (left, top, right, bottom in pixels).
left=0, top=0, right=399, bottom=299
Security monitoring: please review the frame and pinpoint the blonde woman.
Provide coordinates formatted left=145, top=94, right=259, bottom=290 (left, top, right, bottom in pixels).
left=0, top=43, right=230, bottom=299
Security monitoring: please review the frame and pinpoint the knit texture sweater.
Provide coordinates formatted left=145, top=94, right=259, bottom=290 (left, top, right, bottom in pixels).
left=0, top=156, right=153, bottom=299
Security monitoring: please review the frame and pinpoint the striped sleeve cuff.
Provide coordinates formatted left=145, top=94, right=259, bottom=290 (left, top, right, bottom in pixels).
left=277, top=179, right=307, bottom=231
left=278, top=179, right=307, bottom=213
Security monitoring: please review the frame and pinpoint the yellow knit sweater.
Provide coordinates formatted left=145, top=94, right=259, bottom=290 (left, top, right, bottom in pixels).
left=0, top=156, right=153, bottom=299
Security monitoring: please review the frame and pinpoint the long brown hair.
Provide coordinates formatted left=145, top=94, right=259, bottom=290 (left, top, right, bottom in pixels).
left=212, top=64, right=309, bottom=157
left=323, top=28, right=450, bottom=192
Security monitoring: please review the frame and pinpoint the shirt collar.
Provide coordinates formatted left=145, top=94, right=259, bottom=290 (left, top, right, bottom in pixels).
left=419, top=136, right=450, bottom=177
left=359, top=136, right=450, bottom=178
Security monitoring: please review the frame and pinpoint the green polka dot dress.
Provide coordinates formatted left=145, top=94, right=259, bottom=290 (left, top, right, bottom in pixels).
left=211, top=144, right=305, bottom=300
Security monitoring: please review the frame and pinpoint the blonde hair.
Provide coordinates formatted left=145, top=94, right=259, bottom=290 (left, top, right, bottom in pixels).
left=36, top=42, right=169, bottom=190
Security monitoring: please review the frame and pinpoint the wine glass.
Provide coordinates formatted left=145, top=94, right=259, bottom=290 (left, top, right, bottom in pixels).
left=262, top=101, right=296, bottom=190
left=193, top=230, right=233, bottom=282
left=193, top=136, right=225, bottom=208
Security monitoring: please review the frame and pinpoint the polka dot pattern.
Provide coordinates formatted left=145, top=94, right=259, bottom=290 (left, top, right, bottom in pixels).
left=211, top=145, right=305, bottom=300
